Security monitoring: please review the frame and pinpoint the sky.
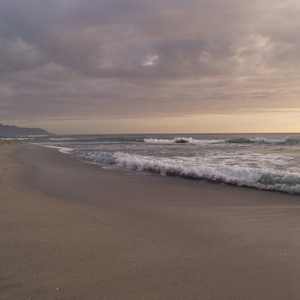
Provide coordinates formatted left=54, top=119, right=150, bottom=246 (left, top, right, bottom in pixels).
left=1, top=0, right=300, bottom=134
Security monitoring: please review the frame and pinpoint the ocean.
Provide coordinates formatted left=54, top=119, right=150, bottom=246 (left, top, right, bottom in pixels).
left=4, top=133, right=300, bottom=194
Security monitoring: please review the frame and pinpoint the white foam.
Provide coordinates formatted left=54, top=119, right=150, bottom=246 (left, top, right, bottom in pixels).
left=1, top=137, right=32, bottom=141
left=144, top=137, right=224, bottom=145
left=49, top=137, right=76, bottom=141
left=249, top=137, right=288, bottom=144
left=39, top=144, right=74, bottom=154
left=144, top=136, right=300, bottom=146
left=112, top=152, right=300, bottom=194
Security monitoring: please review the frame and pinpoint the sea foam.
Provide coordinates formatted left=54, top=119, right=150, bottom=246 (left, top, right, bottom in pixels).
left=144, top=137, right=224, bottom=145
left=112, top=152, right=300, bottom=194
left=26, top=133, right=300, bottom=195
left=74, top=149, right=300, bottom=194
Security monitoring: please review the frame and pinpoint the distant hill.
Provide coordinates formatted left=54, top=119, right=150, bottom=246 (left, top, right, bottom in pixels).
left=0, top=123, right=50, bottom=136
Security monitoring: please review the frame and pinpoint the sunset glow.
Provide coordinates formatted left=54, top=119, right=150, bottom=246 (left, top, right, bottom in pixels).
left=1, top=0, right=300, bottom=133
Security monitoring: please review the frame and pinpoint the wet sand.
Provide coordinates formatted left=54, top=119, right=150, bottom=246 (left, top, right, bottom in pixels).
left=1, top=144, right=300, bottom=299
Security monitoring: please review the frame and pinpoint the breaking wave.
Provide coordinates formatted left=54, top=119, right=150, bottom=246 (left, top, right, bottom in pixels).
left=72, top=150, right=300, bottom=194
left=113, top=153, right=300, bottom=194
left=144, top=137, right=224, bottom=145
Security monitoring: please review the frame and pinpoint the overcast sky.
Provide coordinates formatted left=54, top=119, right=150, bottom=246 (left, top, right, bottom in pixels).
left=1, top=0, right=300, bottom=133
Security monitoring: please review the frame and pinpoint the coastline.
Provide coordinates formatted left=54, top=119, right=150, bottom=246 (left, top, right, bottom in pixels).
left=2, top=144, right=300, bottom=299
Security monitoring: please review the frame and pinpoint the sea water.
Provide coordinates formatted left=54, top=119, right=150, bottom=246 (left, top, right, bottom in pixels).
left=4, top=133, right=300, bottom=194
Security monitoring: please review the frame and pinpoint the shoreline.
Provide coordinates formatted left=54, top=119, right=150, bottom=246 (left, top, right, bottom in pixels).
left=2, top=144, right=300, bottom=299
left=15, top=144, right=300, bottom=205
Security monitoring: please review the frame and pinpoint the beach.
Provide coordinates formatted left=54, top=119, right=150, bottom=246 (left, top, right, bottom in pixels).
left=1, top=143, right=300, bottom=299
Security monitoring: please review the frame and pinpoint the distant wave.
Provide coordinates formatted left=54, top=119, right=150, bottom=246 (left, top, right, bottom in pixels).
left=48, top=136, right=143, bottom=143
left=145, top=137, right=300, bottom=146
left=144, top=137, right=224, bottom=145
left=227, top=137, right=300, bottom=145
left=1, top=137, right=33, bottom=141
left=49, top=137, right=82, bottom=141
left=49, top=137, right=93, bottom=141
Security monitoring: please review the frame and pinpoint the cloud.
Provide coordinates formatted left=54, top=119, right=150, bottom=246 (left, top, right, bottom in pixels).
left=1, top=0, right=300, bottom=127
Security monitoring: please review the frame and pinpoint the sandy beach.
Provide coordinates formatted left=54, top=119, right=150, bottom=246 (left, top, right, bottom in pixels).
left=1, top=143, right=300, bottom=299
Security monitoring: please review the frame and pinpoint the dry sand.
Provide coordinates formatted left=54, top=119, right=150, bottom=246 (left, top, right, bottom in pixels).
left=1, top=144, right=300, bottom=299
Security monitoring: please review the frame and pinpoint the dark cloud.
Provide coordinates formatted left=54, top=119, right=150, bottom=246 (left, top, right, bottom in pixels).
left=1, top=0, right=300, bottom=128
